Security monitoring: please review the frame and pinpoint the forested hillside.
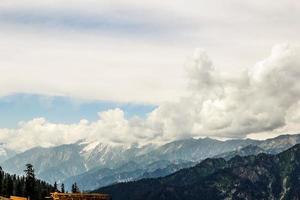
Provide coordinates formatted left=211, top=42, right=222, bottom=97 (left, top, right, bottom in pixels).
left=95, top=144, right=300, bottom=200
left=0, top=164, right=54, bottom=199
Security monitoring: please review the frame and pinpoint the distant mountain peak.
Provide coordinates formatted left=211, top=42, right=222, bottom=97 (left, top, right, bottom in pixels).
left=3, top=133, right=300, bottom=192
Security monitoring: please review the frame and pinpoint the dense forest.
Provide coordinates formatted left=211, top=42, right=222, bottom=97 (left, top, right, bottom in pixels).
left=0, top=164, right=55, bottom=199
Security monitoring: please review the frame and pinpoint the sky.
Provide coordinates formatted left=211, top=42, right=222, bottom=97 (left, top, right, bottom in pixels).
left=0, top=94, right=156, bottom=128
left=0, top=0, right=300, bottom=151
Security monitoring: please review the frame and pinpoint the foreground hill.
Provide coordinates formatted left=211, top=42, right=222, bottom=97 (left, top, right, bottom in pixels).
left=95, top=144, right=300, bottom=200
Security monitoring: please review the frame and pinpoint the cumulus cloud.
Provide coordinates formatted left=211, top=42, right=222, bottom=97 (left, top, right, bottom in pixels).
left=0, top=109, right=158, bottom=151
left=1, top=44, right=300, bottom=151
left=174, top=43, right=300, bottom=139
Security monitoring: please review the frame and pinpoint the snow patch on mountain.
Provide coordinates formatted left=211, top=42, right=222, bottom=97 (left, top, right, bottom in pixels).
left=80, top=141, right=101, bottom=154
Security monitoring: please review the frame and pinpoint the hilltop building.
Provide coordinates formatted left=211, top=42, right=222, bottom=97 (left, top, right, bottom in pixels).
left=50, top=193, right=111, bottom=200
left=0, top=196, right=27, bottom=200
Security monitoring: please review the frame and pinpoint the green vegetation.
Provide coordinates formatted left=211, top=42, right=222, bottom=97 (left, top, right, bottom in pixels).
left=71, top=182, right=80, bottom=193
left=0, top=164, right=54, bottom=199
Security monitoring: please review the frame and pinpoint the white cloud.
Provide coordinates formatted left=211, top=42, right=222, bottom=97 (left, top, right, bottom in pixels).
left=1, top=44, right=300, bottom=151
left=0, top=109, right=158, bottom=151
left=0, top=1, right=300, bottom=150
left=0, top=0, right=300, bottom=104
left=0, top=29, right=187, bottom=103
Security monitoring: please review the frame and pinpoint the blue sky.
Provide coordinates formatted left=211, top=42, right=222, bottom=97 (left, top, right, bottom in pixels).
left=0, top=94, right=156, bottom=128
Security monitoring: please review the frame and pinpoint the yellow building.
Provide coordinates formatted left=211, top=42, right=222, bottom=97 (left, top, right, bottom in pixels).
left=50, top=193, right=111, bottom=200
left=10, top=197, right=27, bottom=200
left=0, top=196, right=27, bottom=200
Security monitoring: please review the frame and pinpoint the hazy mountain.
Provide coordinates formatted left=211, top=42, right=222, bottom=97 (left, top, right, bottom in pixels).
left=1, top=144, right=87, bottom=183
left=259, top=134, right=300, bottom=153
left=0, top=143, right=17, bottom=163
left=0, top=140, right=154, bottom=184
left=215, top=134, right=300, bottom=160
left=138, top=161, right=195, bottom=179
left=215, top=145, right=266, bottom=160
left=2, top=133, right=300, bottom=191
left=62, top=137, right=257, bottom=190
left=135, top=138, right=258, bottom=164
left=95, top=144, right=300, bottom=200
left=64, top=160, right=195, bottom=191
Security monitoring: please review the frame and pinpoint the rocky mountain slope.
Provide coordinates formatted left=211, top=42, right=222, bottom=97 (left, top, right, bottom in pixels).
left=215, top=134, right=300, bottom=160
left=64, top=160, right=195, bottom=191
left=2, top=133, right=300, bottom=191
left=95, top=143, right=300, bottom=200
left=0, top=141, right=153, bottom=184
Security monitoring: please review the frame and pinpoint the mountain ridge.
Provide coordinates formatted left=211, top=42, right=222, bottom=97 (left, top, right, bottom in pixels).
left=94, top=144, right=300, bottom=200
left=2, top=133, right=300, bottom=191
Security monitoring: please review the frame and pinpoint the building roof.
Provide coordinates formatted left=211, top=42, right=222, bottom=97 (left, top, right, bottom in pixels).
left=50, top=192, right=111, bottom=200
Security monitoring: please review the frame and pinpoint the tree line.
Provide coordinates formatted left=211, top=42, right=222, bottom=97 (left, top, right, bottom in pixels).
left=53, top=181, right=80, bottom=193
left=0, top=163, right=82, bottom=199
left=0, top=164, right=54, bottom=199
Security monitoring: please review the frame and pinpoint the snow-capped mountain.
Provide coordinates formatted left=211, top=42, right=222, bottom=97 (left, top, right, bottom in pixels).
left=0, top=140, right=156, bottom=184
left=79, top=140, right=156, bottom=170
left=1, top=137, right=256, bottom=187
left=1, top=133, right=300, bottom=191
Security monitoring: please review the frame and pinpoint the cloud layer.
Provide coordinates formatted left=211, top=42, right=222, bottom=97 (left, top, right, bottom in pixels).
left=1, top=0, right=300, bottom=103
left=1, top=44, right=300, bottom=151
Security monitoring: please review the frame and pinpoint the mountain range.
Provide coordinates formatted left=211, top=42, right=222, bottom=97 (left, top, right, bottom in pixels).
left=1, top=133, right=300, bottom=191
left=95, top=143, right=300, bottom=200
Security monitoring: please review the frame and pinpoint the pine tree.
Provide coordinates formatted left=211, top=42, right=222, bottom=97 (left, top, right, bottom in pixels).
left=71, top=183, right=75, bottom=193
left=15, top=176, right=24, bottom=196
left=7, top=175, right=14, bottom=195
left=24, top=164, right=35, bottom=199
left=61, top=183, right=65, bottom=193
left=71, top=182, right=80, bottom=193
left=0, top=166, right=3, bottom=194
left=0, top=165, right=54, bottom=199
left=53, top=181, right=58, bottom=192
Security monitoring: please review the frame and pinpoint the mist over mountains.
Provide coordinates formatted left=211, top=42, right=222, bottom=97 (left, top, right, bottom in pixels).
left=1, top=133, right=300, bottom=191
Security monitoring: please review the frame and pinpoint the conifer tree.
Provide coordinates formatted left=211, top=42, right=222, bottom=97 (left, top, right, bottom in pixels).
left=0, top=164, right=54, bottom=198
left=0, top=167, right=3, bottom=194
left=53, top=181, right=58, bottom=192
left=61, top=183, right=65, bottom=193
left=71, top=182, right=80, bottom=193
left=24, top=164, right=36, bottom=198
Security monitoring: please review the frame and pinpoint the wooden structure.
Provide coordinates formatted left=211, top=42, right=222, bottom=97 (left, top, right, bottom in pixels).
left=10, top=197, right=27, bottom=200
left=50, top=193, right=111, bottom=200
left=0, top=197, right=27, bottom=200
